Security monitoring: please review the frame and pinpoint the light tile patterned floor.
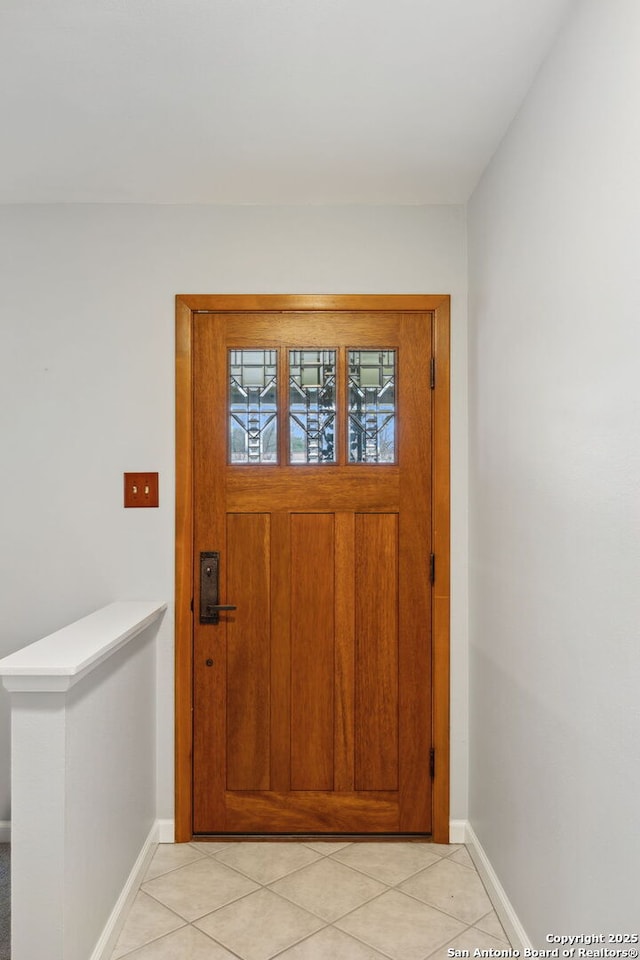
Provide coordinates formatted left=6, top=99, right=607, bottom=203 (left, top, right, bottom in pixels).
left=111, top=841, right=511, bottom=960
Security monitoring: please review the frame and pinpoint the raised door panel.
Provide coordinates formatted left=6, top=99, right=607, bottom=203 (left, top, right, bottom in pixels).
left=226, top=513, right=271, bottom=792
left=290, top=513, right=335, bottom=791
left=354, top=513, right=399, bottom=792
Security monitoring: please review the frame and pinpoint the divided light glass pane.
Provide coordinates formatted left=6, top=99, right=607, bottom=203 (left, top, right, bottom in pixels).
left=289, top=349, right=336, bottom=464
left=348, top=349, right=396, bottom=463
left=229, top=349, right=278, bottom=463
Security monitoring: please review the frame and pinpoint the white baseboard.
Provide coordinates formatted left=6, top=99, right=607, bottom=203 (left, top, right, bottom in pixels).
left=465, top=821, right=532, bottom=952
left=90, top=820, right=159, bottom=960
left=0, top=821, right=10, bottom=843
left=448, top=819, right=467, bottom=844
left=157, top=818, right=175, bottom=843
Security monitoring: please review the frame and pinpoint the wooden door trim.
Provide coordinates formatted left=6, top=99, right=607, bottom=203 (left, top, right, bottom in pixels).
left=175, top=294, right=451, bottom=842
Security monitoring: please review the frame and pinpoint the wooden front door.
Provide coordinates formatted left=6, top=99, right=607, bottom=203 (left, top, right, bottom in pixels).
left=175, top=295, right=449, bottom=842
left=179, top=296, right=450, bottom=838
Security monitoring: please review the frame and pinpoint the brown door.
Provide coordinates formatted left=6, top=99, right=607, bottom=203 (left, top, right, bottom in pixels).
left=192, top=310, right=433, bottom=834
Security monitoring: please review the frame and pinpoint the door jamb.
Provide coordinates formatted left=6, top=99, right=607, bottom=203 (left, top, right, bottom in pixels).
left=175, top=294, right=450, bottom=842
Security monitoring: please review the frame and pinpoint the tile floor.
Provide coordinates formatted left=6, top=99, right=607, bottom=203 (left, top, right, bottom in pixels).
left=111, top=841, right=511, bottom=960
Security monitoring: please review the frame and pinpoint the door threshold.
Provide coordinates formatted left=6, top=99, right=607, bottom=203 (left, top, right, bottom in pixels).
left=191, top=833, right=433, bottom=842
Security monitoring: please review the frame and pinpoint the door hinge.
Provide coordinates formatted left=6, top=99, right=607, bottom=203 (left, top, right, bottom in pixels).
left=430, top=356, right=436, bottom=389
left=429, top=747, right=435, bottom=779
left=190, top=597, right=194, bottom=613
left=429, top=553, right=435, bottom=585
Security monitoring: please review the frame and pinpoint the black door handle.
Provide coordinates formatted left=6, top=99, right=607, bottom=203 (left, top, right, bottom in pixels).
left=200, top=552, right=237, bottom=624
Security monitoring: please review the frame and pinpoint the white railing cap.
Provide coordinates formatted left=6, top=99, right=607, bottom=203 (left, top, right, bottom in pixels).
left=0, top=601, right=167, bottom=693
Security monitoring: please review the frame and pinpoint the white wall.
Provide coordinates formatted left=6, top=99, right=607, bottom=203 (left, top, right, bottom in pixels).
left=468, top=0, right=640, bottom=940
left=0, top=204, right=468, bottom=823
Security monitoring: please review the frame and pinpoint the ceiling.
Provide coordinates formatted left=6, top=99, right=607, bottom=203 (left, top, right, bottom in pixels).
left=0, top=0, right=573, bottom=204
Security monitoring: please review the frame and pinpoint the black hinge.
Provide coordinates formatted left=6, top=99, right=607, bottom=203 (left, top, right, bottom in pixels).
left=430, top=356, right=436, bottom=389
left=429, top=747, right=435, bottom=779
left=429, top=553, right=435, bottom=584
left=190, top=597, right=194, bottom=612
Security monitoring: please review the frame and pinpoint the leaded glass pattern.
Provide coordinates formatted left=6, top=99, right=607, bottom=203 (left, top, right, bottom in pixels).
left=229, top=350, right=278, bottom=463
left=289, top=350, right=336, bottom=464
left=348, top=350, right=396, bottom=463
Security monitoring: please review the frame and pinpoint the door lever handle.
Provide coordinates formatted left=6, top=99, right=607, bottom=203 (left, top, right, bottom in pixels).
left=202, top=603, right=237, bottom=624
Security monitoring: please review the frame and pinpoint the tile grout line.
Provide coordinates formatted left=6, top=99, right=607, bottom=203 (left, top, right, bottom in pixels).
left=140, top=880, right=263, bottom=927
left=110, top=889, right=189, bottom=960
left=323, top=851, right=453, bottom=887
left=268, top=920, right=399, bottom=960
left=142, top=853, right=207, bottom=881
left=262, top=866, right=392, bottom=925
left=421, top=922, right=479, bottom=960
left=396, top=882, right=494, bottom=928
left=191, top=917, right=270, bottom=960
left=474, top=909, right=511, bottom=944
left=331, top=885, right=474, bottom=958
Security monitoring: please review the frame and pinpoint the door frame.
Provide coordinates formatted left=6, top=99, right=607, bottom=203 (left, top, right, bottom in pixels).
left=174, top=294, right=451, bottom=842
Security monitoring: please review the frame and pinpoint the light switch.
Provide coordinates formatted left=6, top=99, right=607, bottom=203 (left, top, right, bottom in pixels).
left=124, top=472, right=159, bottom=508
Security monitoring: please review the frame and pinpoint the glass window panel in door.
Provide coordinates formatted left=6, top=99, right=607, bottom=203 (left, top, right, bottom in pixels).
left=348, top=349, right=396, bottom=463
left=229, top=349, right=278, bottom=463
left=289, top=350, right=336, bottom=464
